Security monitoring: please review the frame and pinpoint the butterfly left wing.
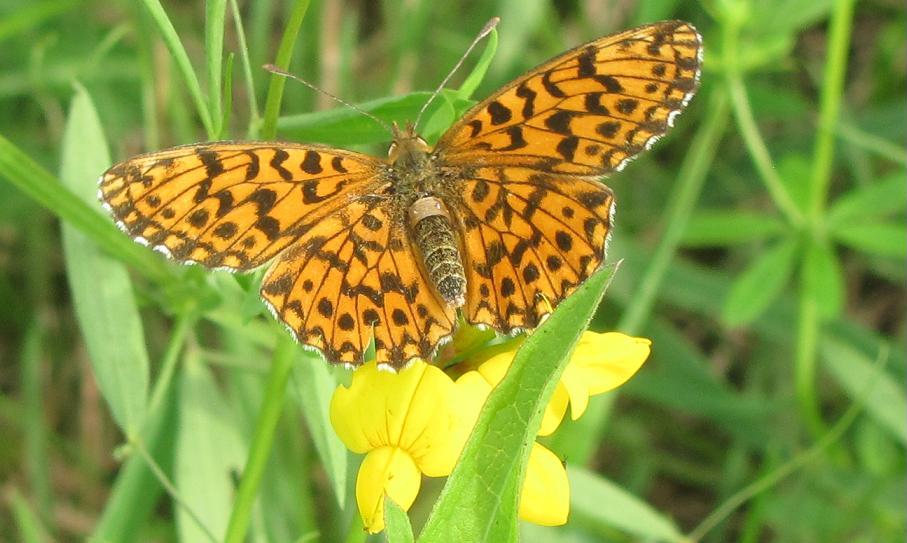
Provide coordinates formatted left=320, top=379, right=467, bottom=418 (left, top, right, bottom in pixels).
left=436, top=20, right=701, bottom=176
left=99, top=142, right=379, bottom=270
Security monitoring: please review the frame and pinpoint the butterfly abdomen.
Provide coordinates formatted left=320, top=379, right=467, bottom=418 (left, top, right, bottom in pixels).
left=408, top=197, right=466, bottom=307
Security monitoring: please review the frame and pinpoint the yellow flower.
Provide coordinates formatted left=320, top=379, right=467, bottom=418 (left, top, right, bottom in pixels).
left=560, top=332, right=651, bottom=419
left=330, top=360, right=468, bottom=533
left=519, top=442, right=569, bottom=525
left=329, top=331, right=652, bottom=533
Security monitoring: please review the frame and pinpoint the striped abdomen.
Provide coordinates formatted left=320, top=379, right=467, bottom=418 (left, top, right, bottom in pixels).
left=408, top=197, right=466, bottom=307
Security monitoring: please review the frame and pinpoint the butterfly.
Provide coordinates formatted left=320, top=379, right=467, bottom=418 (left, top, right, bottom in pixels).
left=99, top=20, right=702, bottom=370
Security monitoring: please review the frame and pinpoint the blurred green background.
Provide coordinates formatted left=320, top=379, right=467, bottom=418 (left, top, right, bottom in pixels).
left=0, top=0, right=904, bottom=542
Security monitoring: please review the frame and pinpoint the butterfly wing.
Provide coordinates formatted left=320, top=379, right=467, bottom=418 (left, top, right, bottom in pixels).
left=455, top=168, right=614, bottom=332
left=260, top=200, right=456, bottom=368
left=437, top=20, right=702, bottom=176
left=438, top=21, right=701, bottom=330
left=101, top=142, right=454, bottom=367
left=99, top=142, right=379, bottom=270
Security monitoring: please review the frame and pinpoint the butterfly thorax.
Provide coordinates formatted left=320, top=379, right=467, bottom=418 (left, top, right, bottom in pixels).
left=385, top=125, right=467, bottom=308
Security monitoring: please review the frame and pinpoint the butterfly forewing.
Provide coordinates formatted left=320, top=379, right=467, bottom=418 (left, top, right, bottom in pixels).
left=437, top=20, right=701, bottom=176
left=100, top=143, right=382, bottom=270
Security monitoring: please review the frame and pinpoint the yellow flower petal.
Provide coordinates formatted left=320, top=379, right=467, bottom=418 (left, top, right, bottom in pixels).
left=562, top=332, right=651, bottom=419
left=519, top=442, right=569, bottom=526
left=330, top=360, right=462, bottom=475
left=477, top=351, right=568, bottom=435
left=356, top=446, right=421, bottom=534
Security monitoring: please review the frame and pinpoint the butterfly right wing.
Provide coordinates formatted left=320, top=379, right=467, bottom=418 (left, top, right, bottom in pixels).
left=260, top=199, right=456, bottom=368
left=436, top=21, right=701, bottom=177
left=99, top=142, right=380, bottom=271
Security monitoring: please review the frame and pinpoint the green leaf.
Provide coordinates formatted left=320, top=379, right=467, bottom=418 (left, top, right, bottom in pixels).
left=821, top=338, right=907, bottom=446
left=778, top=154, right=812, bottom=214
left=139, top=0, right=214, bottom=137
left=722, top=237, right=799, bottom=326
left=831, top=222, right=907, bottom=259
left=827, top=173, right=906, bottom=224
left=176, top=354, right=246, bottom=543
left=277, top=93, right=432, bottom=146
left=8, top=487, right=51, bottom=543
left=419, top=266, right=617, bottom=543
left=681, top=209, right=787, bottom=247
left=205, top=0, right=227, bottom=137
left=0, top=136, right=172, bottom=284
left=290, top=353, right=348, bottom=506
left=384, top=497, right=415, bottom=543
left=802, top=240, right=844, bottom=319
left=568, top=466, right=685, bottom=542
left=60, top=86, right=150, bottom=435
left=454, top=21, right=498, bottom=101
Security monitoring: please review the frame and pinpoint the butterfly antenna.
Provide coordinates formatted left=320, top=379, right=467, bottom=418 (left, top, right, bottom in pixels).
left=263, top=64, right=393, bottom=134
left=413, top=16, right=500, bottom=130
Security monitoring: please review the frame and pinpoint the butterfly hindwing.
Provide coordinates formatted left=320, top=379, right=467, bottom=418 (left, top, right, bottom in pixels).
left=454, top=168, right=614, bottom=332
left=261, top=201, right=456, bottom=367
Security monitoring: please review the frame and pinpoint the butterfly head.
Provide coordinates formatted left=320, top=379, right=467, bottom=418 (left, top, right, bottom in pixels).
left=388, top=121, right=431, bottom=168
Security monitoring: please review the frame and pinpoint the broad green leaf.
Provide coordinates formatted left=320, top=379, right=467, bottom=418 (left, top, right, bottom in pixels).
left=681, top=209, right=786, bottom=247
left=568, top=466, right=685, bottom=542
left=176, top=355, right=246, bottom=543
left=722, top=237, right=799, bottom=326
left=277, top=93, right=431, bottom=145
left=419, top=266, right=617, bottom=543
left=831, top=222, right=907, bottom=259
left=60, top=86, right=149, bottom=435
left=290, top=353, right=348, bottom=506
left=802, top=240, right=844, bottom=319
left=384, top=497, right=415, bottom=543
left=827, top=173, right=907, bottom=224
left=821, top=337, right=907, bottom=446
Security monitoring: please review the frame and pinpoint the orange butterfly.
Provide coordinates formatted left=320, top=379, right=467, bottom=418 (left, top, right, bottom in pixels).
left=100, top=20, right=702, bottom=369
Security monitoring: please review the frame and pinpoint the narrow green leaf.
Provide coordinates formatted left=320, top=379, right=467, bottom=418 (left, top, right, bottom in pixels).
left=140, top=0, right=215, bottom=137
left=831, top=222, right=907, bottom=259
left=176, top=354, right=246, bottom=543
left=681, top=210, right=787, bottom=247
left=205, top=0, right=227, bottom=137
left=454, top=24, right=498, bottom=101
left=419, top=266, right=617, bottom=543
left=8, top=487, right=52, bottom=543
left=821, top=337, right=907, bottom=446
left=802, top=240, right=844, bottom=319
left=568, top=466, right=685, bottom=542
left=722, top=237, right=799, bottom=326
left=0, top=134, right=173, bottom=284
left=827, top=173, right=907, bottom=224
left=260, top=0, right=311, bottom=140
left=290, top=354, right=348, bottom=506
left=384, top=497, right=415, bottom=543
left=60, top=86, right=150, bottom=435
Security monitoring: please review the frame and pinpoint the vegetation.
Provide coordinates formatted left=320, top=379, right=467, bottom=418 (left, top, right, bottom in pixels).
left=0, top=0, right=903, bottom=541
